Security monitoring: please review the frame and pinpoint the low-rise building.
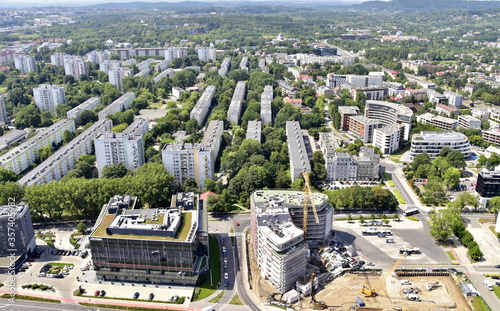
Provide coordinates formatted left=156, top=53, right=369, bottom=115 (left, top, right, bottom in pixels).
left=458, top=115, right=481, bottom=130
left=172, top=86, right=184, bottom=100
left=246, top=120, right=262, bottom=143
left=373, top=123, right=405, bottom=154
left=338, top=106, right=360, bottom=131
left=348, top=115, right=383, bottom=143
left=409, top=131, right=471, bottom=160
left=98, top=92, right=135, bottom=120
left=356, top=147, right=380, bottom=181
left=0, top=129, right=28, bottom=152
left=471, top=108, right=490, bottom=120
left=89, top=194, right=207, bottom=285
left=350, top=86, right=388, bottom=101
left=416, top=112, right=458, bottom=130
left=483, top=128, right=500, bottom=146
left=436, top=104, right=459, bottom=117
left=286, top=121, right=311, bottom=181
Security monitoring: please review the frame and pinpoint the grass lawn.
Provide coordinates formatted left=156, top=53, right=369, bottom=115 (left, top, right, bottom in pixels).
left=406, top=216, right=420, bottom=221
left=470, top=295, right=492, bottom=311
left=79, top=302, right=184, bottom=311
left=446, top=251, right=456, bottom=261
left=384, top=172, right=395, bottom=187
left=393, top=189, right=406, bottom=204
left=48, top=262, right=74, bottom=267
left=208, top=290, right=224, bottom=303
left=494, top=285, right=500, bottom=300
left=389, top=143, right=411, bottom=162
left=192, top=234, right=221, bottom=301
left=229, top=294, right=243, bottom=305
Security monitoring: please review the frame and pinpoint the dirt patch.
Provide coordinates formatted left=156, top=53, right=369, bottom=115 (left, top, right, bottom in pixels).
left=311, top=273, right=471, bottom=311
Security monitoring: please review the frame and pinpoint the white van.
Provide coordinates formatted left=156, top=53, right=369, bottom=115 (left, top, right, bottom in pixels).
left=400, top=280, right=412, bottom=285
left=484, top=279, right=493, bottom=291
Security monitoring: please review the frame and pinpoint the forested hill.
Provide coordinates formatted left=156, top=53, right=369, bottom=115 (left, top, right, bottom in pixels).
left=84, top=1, right=218, bottom=9
left=356, top=0, right=500, bottom=12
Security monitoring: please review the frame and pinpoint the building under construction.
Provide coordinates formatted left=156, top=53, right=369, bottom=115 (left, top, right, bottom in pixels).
left=250, top=190, right=334, bottom=292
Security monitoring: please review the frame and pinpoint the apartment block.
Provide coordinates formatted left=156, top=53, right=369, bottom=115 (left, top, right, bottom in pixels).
left=197, top=46, right=216, bottom=62
left=89, top=194, right=206, bottom=285
left=164, top=47, right=188, bottom=63
left=94, top=118, right=148, bottom=175
left=261, top=85, right=273, bottom=124
left=345, top=75, right=383, bottom=88
left=66, top=97, right=101, bottom=119
left=190, top=85, right=216, bottom=126
left=18, top=119, right=113, bottom=186
left=356, top=147, right=381, bottom=180
left=258, top=58, right=269, bottom=73
left=50, top=53, right=68, bottom=67
left=109, top=67, right=134, bottom=91
left=98, top=92, right=135, bottom=120
left=137, top=58, right=156, bottom=71
left=471, top=108, right=490, bottom=120
left=364, top=100, right=413, bottom=140
left=0, top=203, right=36, bottom=258
left=416, top=112, right=458, bottom=130
left=227, top=81, right=246, bottom=124
left=246, top=120, right=262, bottom=143
left=0, top=95, right=7, bottom=125
left=338, top=106, right=360, bottom=131
left=85, top=50, right=111, bottom=64
left=239, top=56, right=249, bottom=72
left=99, top=60, right=122, bottom=74
left=14, top=55, right=36, bottom=73
left=64, top=56, right=87, bottom=80
left=134, top=68, right=150, bottom=78
left=327, top=74, right=347, bottom=89
left=373, top=123, right=405, bottom=154
left=483, top=128, right=500, bottom=146
left=435, top=104, right=459, bottom=117
left=33, top=84, right=66, bottom=112
left=458, top=115, right=481, bottom=130
left=0, top=119, right=75, bottom=174
left=350, top=85, right=388, bottom=101
left=410, top=131, right=471, bottom=160
left=153, top=68, right=174, bottom=84
left=162, top=120, right=223, bottom=189
left=286, top=121, right=311, bottom=181
left=347, top=115, right=383, bottom=143
left=444, top=91, right=463, bottom=107
left=218, top=57, right=231, bottom=77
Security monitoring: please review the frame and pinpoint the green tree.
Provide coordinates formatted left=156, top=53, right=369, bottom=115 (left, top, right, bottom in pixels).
left=446, top=150, right=466, bottom=169
left=428, top=209, right=452, bottom=242
left=76, top=222, right=87, bottom=235
left=101, top=163, right=128, bottom=179
left=489, top=196, right=500, bottom=217
left=38, top=145, right=53, bottom=162
left=443, top=167, right=461, bottom=190
left=0, top=167, right=17, bottom=183
left=412, top=153, right=431, bottom=172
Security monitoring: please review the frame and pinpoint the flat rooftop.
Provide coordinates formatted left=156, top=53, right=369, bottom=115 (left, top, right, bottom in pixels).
left=412, top=131, right=467, bottom=141
left=252, top=189, right=327, bottom=210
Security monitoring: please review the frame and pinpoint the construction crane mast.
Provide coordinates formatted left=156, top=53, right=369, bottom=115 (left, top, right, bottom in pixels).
left=302, top=170, right=319, bottom=240
left=361, top=254, right=406, bottom=297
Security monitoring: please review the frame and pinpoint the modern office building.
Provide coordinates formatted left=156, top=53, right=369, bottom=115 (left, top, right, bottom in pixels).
left=64, top=56, right=87, bottom=80
left=348, top=115, right=383, bottom=143
left=227, top=81, right=246, bottom=124
left=14, top=55, right=36, bottom=74
left=18, top=119, right=112, bottom=186
left=190, top=85, right=216, bottom=126
left=476, top=169, right=500, bottom=198
left=50, top=53, right=68, bottom=67
left=109, top=67, right=134, bottom=91
left=338, top=106, right=360, bottom=131
left=261, top=85, right=273, bottom=125
left=409, top=131, right=471, bottom=161
left=286, top=121, right=311, bottom=181
left=364, top=100, right=413, bottom=140
left=218, top=57, right=231, bottom=77
left=483, top=128, right=500, bottom=146
left=33, top=84, right=66, bottom=112
left=197, top=46, right=216, bottom=62
left=89, top=194, right=207, bottom=285
left=98, top=92, right=136, bottom=120
left=350, top=85, right=387, bottom=101
left=251, top=189, right=333, bottom=251
left=416, top=112, right=458, bottom=131
left=0, top=203, right=36, bottom=258
left=356, top=147, right=380, bottom=181
left=458, top=115, right=481, bottom=130
left=373, top=123, right=405, bottom=154
left=0, top=119, right=75, bottom=175
left=345, top=75, right=383, bottom=88
left=250, top=193, right=308, bottom=293
left=0, top=95, right=7, bottom=125
left=162, top=120, right=223, bottom=189
left=66, top=97, right=101, bottom=119
left=246, top=120, right=262, bottom=143
left=0, top=130, right=28, bottom=152
left=94, top=118, right=148, bottom=175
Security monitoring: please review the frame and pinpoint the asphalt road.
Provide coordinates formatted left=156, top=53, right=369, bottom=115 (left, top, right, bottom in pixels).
left=0, top=300, right=116, bottom=311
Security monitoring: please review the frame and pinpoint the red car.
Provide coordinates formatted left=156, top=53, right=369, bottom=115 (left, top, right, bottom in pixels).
left=235, top=222, right=240, bottom=226
left=94, top=290, right=100, bottom=296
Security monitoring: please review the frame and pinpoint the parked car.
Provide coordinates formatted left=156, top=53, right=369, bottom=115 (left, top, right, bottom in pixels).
left=491, top=276, right=500, bottom=280
left=224, top=279, right=229, bottom=287
left=495, top=265, right=500, bottom=268
left=173, top=295, right=179, bottom=302
left=496, top=282, right=500, bottom=286
left=133, top=292, right=140, bottom=299
left=94, top=290, right=100, bottom=296
left=224, top=272, right=228, bottom=280
left=99, top=290, right=106, bottom=297
left=148, top=293, right=154, bottom=300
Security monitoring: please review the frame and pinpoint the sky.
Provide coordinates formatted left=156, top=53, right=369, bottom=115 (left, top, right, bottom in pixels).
left=0, top=0, right=366, bottom=9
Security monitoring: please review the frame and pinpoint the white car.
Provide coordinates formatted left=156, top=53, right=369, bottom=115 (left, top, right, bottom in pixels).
left=224, top=258, right=228, bottom=264
left=224, top=273, right=228, bottom=280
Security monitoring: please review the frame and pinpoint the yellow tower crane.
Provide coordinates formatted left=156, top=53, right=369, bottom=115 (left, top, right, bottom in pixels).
left=302, top=170, right=320, bottom=240
left=361, top=254, right=406, bottom=297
